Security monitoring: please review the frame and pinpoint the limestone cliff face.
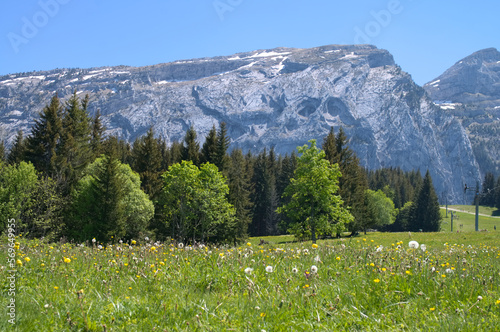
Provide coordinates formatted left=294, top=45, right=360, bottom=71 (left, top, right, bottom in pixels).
left=0, top=44, right=480, bottom=202
left=424, top=48, right=500, bottom=177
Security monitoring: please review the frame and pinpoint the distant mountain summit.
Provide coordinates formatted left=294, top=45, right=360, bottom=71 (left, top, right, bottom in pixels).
left=424, top=47, right=500, bottom=176
left=424, top=47, right=500, bottom=103
left=0, top=44, right=481, bottom=203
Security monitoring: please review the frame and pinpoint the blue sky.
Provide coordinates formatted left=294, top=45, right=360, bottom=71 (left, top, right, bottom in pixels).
left=1, top=0, right=499, bottom=85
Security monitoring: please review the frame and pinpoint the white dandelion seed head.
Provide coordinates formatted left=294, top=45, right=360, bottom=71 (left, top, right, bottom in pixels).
left=477, top=295, right=483, bottom=301
left=265, top=266, right=273, bottom=273
left=144, top=237, right=149, bottom=241
left=97, top=245, right=103, bottom=250
left=303, top=249, right=309, bottom=254
left=178, top=243, right=184, bottom=249
left=431, top=267, right=436, bottom=272
left=119, top=239, right=123, bottom=244
left=292, top=267, right=298, bottom=273
left=311, top=265, right=318, bottom=273
left=314, top=255, right=321, bottom=262
left=376, top=246, right=383, bottom=252
left=92, top=238, right=96, bottom=243
left=244, top=267, right=253, bottom=274
left=420, top=244, right=427, bottom=252
left=445, top=268, right=453, bottom=274
left=408, top=241, right=419, bottom=249
left=44, top=304, right=49, bottom=308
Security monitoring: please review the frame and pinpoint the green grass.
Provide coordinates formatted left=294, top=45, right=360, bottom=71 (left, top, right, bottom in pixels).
left=440, top=207, right=500, bottom=232
left=1, top=231, right=499, bottom=331
left=444, top=205, right=500, bottom=217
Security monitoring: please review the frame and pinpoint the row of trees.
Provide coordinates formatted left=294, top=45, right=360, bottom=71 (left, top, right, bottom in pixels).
left=479, top=172, right=500, bottom=210
left=0, top=92, right=443, bottom=243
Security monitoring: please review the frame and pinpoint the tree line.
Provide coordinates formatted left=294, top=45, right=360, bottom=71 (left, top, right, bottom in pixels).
left=0, top=92, right=443, bottom=244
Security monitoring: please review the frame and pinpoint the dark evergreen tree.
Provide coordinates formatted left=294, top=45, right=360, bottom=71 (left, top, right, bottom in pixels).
left=323, top=127, right=368, bottom=234
left=70, top=155, right=126, bottom=241
left=480, top=172, right=496, bottom=207
left=170, top=140, right=183, bottom=165
left=0, top=141, right=5, bottom=163
left=102, top=136, right=132, bottom=165
left=227, top=148, right=253, bottom=240
left=7, top=131, right=27, bottom=165
left=90, top=109, right=105, bottom=158
left=496, top=176, right=500, bottom=210
left=131, top=127, right=163, bottom=200
left=216, top=122, right=231, bottom=173
left=56, top=91, right=93, bottom=191
left=410, top=170, right=442, bottom=232
left=25, top=94, right=63, bottom=176
left=182, top=126, right=200, bottom=165
left=276, top=152, right=298, bottom=233
left=250, top=149, right=279, bottom=236
left=201, top=124, right=218, bottom=164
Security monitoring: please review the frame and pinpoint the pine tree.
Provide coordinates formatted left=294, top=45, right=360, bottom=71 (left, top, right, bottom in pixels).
left=170, top=140, right=183, bottom=165
left=131, top=128, right=163, bottom=200
left=216, top=122, right=230, bottom=173
left=57, top=91, right=93, bottom=191
left=480, top=173, right=496, bottom=207
left=201, top=124, right=218, bottom=164
left=0, top=141, right=5, bottom=163
left=227, top=148, right=253, bottom=241
left=495, top=176, right=500, bottom=210
left=25, top=94, right=63, bottom=176
left=7, top=131, right=27, bottom=165
left=90, top=109, right=105, bottom=158
left=182, top=126, right=200, bottom=165
left=411, top=170, right=442, bottom=232
left=250, top=149, right=279, bottom=236
left=323, top=127, right=368, bottom=234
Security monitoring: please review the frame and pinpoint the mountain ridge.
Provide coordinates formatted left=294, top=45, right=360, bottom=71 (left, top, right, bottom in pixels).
left=0, top=44, right=481, bottom=203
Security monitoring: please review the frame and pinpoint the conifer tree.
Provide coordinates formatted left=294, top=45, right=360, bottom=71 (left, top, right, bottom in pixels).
left=480, top=172, right=496, bottom=207
left=0, top=141, right=5, bottom=163
left=131, top=128, right=163, bottom=200
left=201, top=124, right=218, bottom=164
left=495, top=176, right=500, bottom=210
left=25, top=94, right=63, bottom=176
left=57, top=91, right=93, bottom=191
left=227, top=148, right=253, bottom=240
left=323, top=127, right=368, bottom=233
left=411, top=170, right=441, bottom=232
left=216, top=122, right=231, bottom=172
left=90, top=109, right=105, bottom=158
left=7, top=131, right=26, bottom=165
left=250, top=149, right=279, bottom=236
left=170, top=140, right=183, bottom=165
left=182, top=126, right=200, bottom=165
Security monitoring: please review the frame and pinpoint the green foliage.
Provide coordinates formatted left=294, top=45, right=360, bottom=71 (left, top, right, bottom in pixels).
left=182, top=126, right=200, bottom=166
left=323, top=127, right=369, bottom=233
left=131, top=127, right=163, bottom=200
left=161, top=161, right=236, bottom=243
left=70, top=156, right=154, bottom=242
left=411, top=170, right=442, bottom=232
left=201, top=124, right=218, bottom=164
left=365, top=189, right=397, bottom=230
left=227, top=149, right=253, bottom=241
left=25, top=94, right=63, bottom=176
left=278, top=140, right=353, bottom=242
left=7, top=130, right=26, bottom=165
left=0, top=162, right=64, bottom=240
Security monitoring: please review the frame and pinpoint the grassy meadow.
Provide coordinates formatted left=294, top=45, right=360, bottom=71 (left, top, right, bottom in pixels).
left=1, top=210, right=500, bottom=331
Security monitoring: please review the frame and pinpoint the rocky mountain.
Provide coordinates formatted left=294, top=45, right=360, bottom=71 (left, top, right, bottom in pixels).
left=424, top=48, right=500, bottom=177
left=0, top=44, right=481, bottom=203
